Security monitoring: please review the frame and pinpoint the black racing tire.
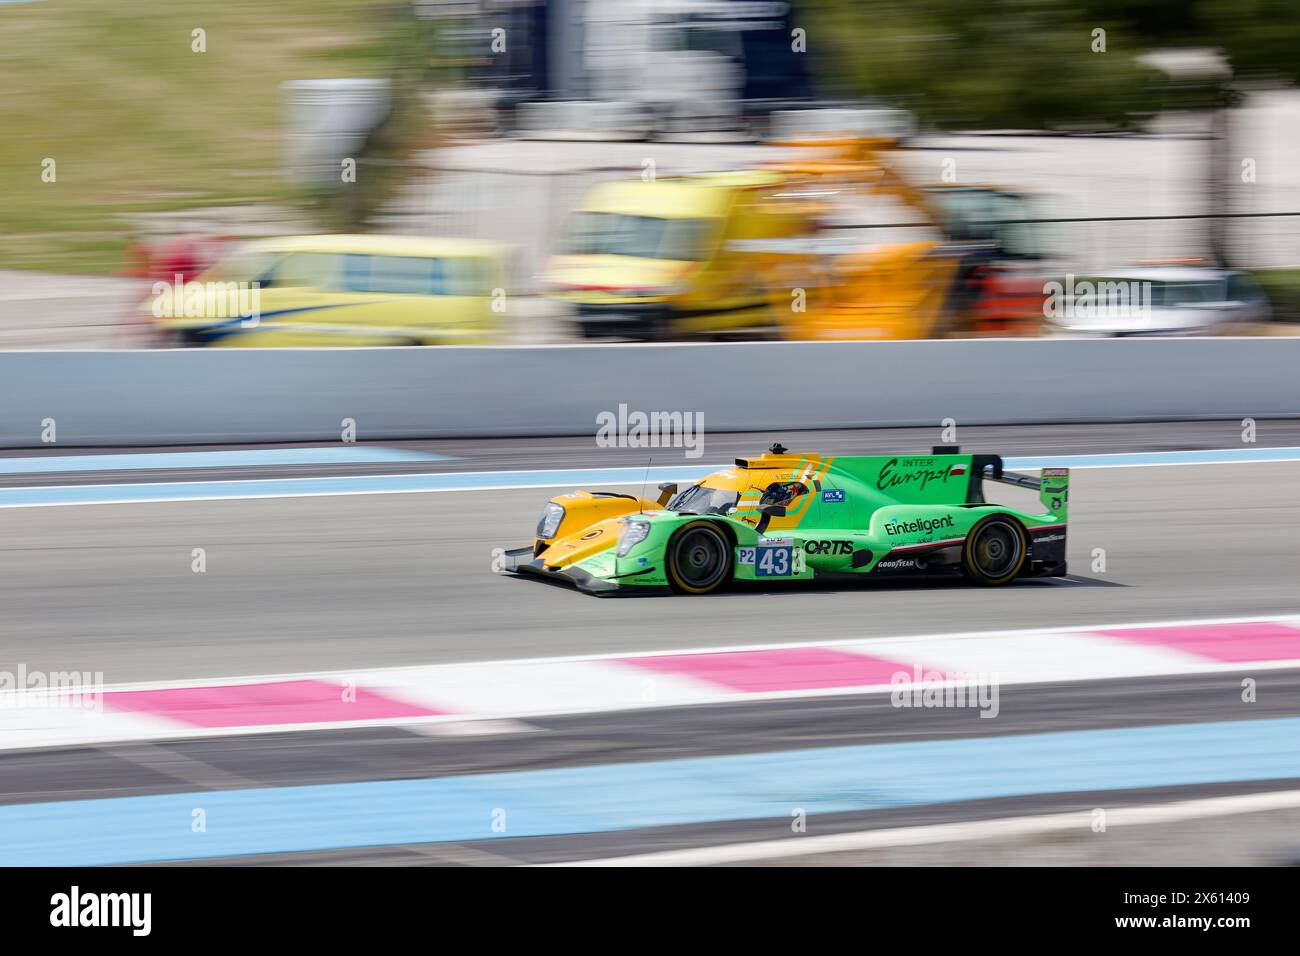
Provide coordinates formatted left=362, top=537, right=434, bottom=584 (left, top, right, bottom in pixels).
left=961, top=515, right=1028, bottom=586
left=665, top=521, right=733, bottom=595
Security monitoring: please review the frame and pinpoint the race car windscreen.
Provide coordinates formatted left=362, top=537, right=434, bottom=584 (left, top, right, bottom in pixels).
left=562, top=212, right=709, bottom=260
left=665, top=484, right=740, bottom=515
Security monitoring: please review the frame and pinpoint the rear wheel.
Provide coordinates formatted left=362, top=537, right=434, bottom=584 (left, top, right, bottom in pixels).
left=665, top=521, right=733, bottom=594
left=962, top=515, right=1027, bottom=585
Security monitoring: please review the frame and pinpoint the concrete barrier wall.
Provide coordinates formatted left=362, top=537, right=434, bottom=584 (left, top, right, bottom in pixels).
left=3, top=339, right=1298, bottom=447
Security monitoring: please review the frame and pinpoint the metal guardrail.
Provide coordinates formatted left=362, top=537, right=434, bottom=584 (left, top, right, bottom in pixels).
left=3, top=338, right=1298, bottom=448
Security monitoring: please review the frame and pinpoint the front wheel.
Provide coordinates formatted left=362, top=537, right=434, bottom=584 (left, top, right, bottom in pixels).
left=665, top=521, right=733, bottom=594
left=962, top=516, right=1027, bottom=586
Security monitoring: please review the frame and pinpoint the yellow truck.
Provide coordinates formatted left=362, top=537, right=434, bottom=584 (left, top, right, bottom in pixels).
left=544, top=171, right=814, bottom=340
left=147, top=235, right=508, bottom=347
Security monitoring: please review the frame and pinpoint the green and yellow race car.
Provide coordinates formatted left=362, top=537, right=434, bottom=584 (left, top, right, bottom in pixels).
left=501, top=445, right=1069, bottom=596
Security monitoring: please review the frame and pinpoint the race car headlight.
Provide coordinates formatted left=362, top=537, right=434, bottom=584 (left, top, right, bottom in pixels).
left=536, top=502, right=565, bottom=539
left=617, top=519, right=652, bottom=557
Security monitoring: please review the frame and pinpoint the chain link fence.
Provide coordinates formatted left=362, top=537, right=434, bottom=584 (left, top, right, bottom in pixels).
left=376, top=155, right=1299, bottom=316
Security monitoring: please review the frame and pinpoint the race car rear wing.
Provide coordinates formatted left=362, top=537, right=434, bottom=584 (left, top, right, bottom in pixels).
left=932, top=446, right=1069, bottom=520
left=991, top=467, right=1044, bottom=491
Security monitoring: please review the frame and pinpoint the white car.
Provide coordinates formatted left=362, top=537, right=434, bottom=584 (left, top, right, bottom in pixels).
left=1045, top=267, right=1269, bottom=336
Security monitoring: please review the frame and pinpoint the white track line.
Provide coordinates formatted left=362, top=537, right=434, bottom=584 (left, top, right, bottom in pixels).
left=5, top=615, right=1297, bottom=753
left=33, top=611, right=1300, bottom=694
left=545, top=788, right=1300, bottom=866
left=18, top=612, right=1294, bottom=694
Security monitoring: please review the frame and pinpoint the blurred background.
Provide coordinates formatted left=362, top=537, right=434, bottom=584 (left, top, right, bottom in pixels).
left=1, top=0, right=1298, bottom=346
left=3, top=2, right=1300, bottom=872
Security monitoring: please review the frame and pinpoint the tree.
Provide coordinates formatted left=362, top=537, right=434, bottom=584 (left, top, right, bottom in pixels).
left=800, top=0, right=1295, bottom=130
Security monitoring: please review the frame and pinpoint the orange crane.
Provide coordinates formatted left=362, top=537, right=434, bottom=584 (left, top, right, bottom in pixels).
left=747, top=137, right=1049, bottom=340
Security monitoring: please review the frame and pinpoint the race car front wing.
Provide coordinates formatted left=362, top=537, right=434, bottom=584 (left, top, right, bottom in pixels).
left=500, top=546, right=626, bottom=595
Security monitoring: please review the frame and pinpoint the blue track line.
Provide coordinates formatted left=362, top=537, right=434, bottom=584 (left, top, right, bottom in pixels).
left=0, top=466, right=711, bottom=507
left=0, top=447, right=451, bottom=475
left=0, top=447, right=1296, bottom=508
left=1, top=715, right=1298, bottom=865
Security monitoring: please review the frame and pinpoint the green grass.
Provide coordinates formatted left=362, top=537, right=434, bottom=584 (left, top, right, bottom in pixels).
left=0, top=0, right=397, bottom=273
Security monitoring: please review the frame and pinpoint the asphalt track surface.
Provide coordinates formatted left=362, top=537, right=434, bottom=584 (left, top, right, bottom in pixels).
left=0, top=447, right=1297, bottom=681
left=2, top=421, right=1299, bottom=865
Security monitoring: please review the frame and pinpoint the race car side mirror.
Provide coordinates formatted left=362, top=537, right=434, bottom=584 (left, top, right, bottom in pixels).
left=761, top=506, right=787, bottom=517
left=656, top=482, right=677, bottom=506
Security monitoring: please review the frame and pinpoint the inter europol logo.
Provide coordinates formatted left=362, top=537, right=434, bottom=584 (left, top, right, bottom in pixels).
left=877, top=457, right=966, bottom=492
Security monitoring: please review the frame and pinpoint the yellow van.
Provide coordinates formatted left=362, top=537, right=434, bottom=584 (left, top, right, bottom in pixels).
left=544, top=171, right=813, bottom=340
left=148, top=235, right=508, bottom=347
